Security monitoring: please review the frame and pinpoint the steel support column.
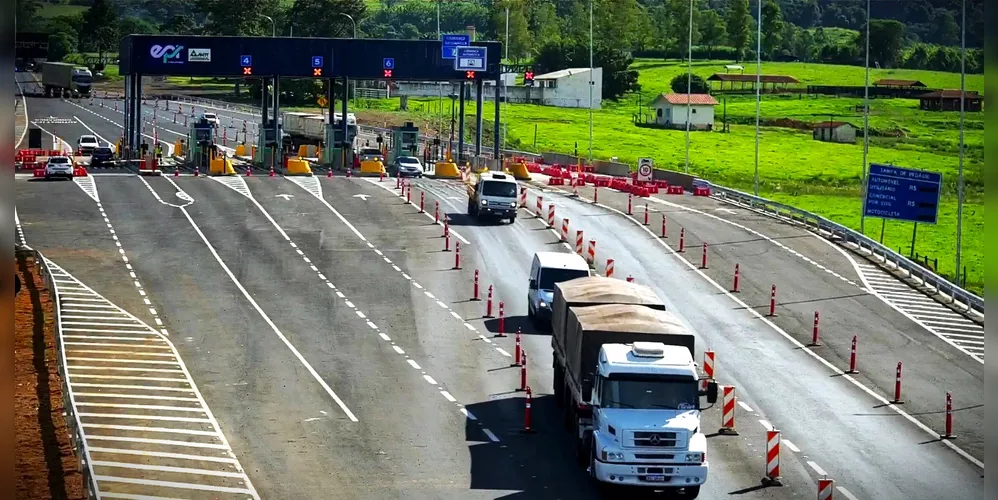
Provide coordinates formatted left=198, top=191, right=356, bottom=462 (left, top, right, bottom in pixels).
left=493, top=77, right=501, bottom=163
left=272, top=76, right=281, bottom=171
left=474, top=78, right=483, bottom=159
left=457, top=82, right=466, bottom=163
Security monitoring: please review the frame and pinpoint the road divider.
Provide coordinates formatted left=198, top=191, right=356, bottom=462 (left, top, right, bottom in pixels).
left=517, top=349, right=528, bottom=391
left=454, top=241, right=462, bottom=269
left=485, top=285, right=494, bottom=317
left=700, top=242, right=709, bottom=269
left=810, top=312, right=822, bottom=347
left=763, top=430, right=783, bottom=486
left=472, top=270, right=480, bottom=300
left=768, top=284, right=777, bottom=317
left=496, top=301, right=506, bottom=338
left=732, top=263, right=741, bottom=292
left=679, top=227, right=686, bottom=252
left=891, top=362, right=904, bottom=404
left=521, top=387, right=535, bottom=433
left=846, top=336, right=859, bottom=373
left=605, top=259, right=614, bottom=278
left=720, top=385, right=738, bottom=435
left=514, top=329, right=523, bottom=367
left=942, top=392, right=956, bottom=439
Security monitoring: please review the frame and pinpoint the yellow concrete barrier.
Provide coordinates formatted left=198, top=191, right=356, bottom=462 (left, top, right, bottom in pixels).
left=209, top=158, right=236, bottom=175
left=434, top=162, right=462, bottom=179
left=286, top=158, right=313, bottom=176
left=359, top=160, right=385, bottom=176
left=235, top=144, right=247, bottom=157
left=508, top=162, right=531, bottom=181
left=174, top=139, right=183, bottom=156
left=297, top=145, right=308, bottom=157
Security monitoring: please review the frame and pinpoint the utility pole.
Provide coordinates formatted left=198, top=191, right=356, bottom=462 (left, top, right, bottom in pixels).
left=588, top=0, right=594, bottom=167
left=753, top=0, right=761, bottom=196
left=684, top=0, right=693, bottom=174
left=860, top=0, right=871, bottom=233
left=955, top=0, right=966, bottom=284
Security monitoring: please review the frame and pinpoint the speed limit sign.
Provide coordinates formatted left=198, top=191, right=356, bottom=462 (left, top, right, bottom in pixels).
left=637, top=157, right=653, bottom=182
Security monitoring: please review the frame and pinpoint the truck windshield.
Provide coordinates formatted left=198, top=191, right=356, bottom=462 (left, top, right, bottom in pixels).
left=601, top=376, right=699, bottom=411
left=539, top=268, right=589, bottom=290
left=481, top=181, right=517, bottom=198
left=72, top=75, right=92, bottom=84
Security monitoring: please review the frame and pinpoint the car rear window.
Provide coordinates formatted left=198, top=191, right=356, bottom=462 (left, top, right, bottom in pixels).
left=360, top=149, right=382, bottom=155
left=94, top=147, right=112, bottom=155
left=50, top=157, right=70, bottom=164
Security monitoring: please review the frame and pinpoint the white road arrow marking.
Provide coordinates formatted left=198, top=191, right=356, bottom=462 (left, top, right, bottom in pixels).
left=353, top=194, right=371, bottom=201
left=275, top=194, right=294, bottom=200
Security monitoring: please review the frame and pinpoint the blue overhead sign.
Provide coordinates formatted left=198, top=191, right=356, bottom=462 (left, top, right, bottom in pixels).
left=441, top=34, right=471, bottom=59
left=240, top=55, right=252, bottom=67
left=312, top=56, right=323, bottom=68
left=454, top=46, right=487, bottom=71
left=383, top=57, right=394, bottom=70
left=863, top=164, right=942, bottom=224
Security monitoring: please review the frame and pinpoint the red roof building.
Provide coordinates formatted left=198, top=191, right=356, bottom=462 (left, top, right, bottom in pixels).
left=650, top=93, right=719, bottom=130
left=919, top=90, right=983, bottom=112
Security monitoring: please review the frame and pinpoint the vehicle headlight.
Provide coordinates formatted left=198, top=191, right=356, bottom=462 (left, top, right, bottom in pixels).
left=538, top=301, right=548, bottom=308
left=601, top=448, right=625, bottom=462
left=685, top=452, right=703, bottom=463
left=481, top=199, right=488, bottom=206
left=509, top=202, right=517, bottom=208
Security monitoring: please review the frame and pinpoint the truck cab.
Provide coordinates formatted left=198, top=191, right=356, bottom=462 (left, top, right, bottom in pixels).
left=466, top=172, right=519, bottom=223
left=588, top=342, right=717, bottom=496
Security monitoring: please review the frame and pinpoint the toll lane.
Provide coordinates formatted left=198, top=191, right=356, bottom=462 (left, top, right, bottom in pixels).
left=516, top=185, right=985, bottom=499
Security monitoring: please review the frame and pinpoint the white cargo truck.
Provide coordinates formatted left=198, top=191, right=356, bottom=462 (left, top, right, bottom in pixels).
left=281, top=111, right=357, bottom=151
left=551, top=277, right=717, bottom=498
left=41, top=62, right=92, bottom=98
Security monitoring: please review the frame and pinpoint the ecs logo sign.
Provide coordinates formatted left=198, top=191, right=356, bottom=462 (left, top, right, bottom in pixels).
left=188, top=48, right=211, bottom=62
left=150, top=44, right=184, bottom=64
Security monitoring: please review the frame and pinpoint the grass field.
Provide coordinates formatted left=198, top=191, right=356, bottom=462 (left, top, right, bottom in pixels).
left=35, top=1, right=87, bottom=18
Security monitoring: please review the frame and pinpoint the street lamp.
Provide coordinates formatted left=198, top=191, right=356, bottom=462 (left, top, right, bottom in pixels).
left=753, top=0, right=761, bottom=196
left=588, top=0, right=593, bottom=167
left=684, top=0, right=693, bottom=174
left=955, top=0, right=966, bottom=284
left=860, top=0, right=871, bottom=233
left=258, top=14, right=276, bottom=37
left=338, top=13, right=357, bottom=38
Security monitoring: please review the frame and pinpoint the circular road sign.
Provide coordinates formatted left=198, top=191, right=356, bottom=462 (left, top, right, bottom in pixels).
left=638, top=162, right=652, bottom=178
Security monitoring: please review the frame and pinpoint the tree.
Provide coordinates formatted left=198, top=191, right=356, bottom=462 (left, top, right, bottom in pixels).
left=667, top=0, right=700, bottom=60
left=698, top=9, right=726, bottom=59
left=533, top=38, right=639, bottom=100
left=529, top=0, right=563, bottom=46
left=81, top=0, right=119, bottom=60
left=725, top=0, right=750, bottom=61
left=288, top=0, right=367, bottom=38
left=760, top=0, right=784, bottom=59
left=197, top=0, right=282, bottom=36
left=858, top=19, right=905, bottom=68
left=931, top=8, right=959, bottom=46
left=15, top=0, right=43, bottom=31
left=160, top=14, right=200, bottom=35
left=48, top=31, right=79, bottom=62
left=494, top=0, right=531, bottom=62
left=669, top=73, right=708, bottom=94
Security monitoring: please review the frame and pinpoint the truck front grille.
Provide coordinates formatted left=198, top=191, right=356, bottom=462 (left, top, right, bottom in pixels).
left=632, top=431, right=678, bottom=447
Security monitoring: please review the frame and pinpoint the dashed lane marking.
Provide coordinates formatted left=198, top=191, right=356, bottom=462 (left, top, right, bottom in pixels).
left=42, top=259, right=260, bottom=499
left=200, top=176, right=499, bottom=441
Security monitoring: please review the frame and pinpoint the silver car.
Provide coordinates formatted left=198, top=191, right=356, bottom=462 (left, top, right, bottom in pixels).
left=393, top=156, right=423, bottom=177
left=45, top=156, right=74, bottom=180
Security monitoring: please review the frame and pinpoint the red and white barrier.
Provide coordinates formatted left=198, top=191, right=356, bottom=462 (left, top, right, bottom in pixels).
left=443, top=217, right=449, bottom=238
left=700, top=242, right=708, bottom=269
left=519, top=187, right=527, bottom=207
left=561, top=218, right=570, bottom=241
left=678, top=227, right=686, bottom=253
left=703, top=350, right=715, bottom=379
left=942, top=392, right=956, bottom=439
left=763, top=430, right=782, bottom=485
left=547, top=204, right=555, bottom=227
left=522, top=386, right=535, bottom=433
left=486, top=285, right=494, bottom=317
left=810, top=311, right=821, bottom=346
left=536, top=196, right=543, bottom=217
left=719, top=385, right=738, bottom=434
left=643, top=203, right=650, bottom=225
left=891, top=361, right=904, bottom=404
left=732, top=263, right=741, bottom=292
left=444, top=230, right=451, bottom=251
left=846, top=335, right=858, bottom=373
left=497, top=301, right=506, bottom=337
left=454, top=241, right=461, bottom=269
left=576, top=230, right=584, bottom=254
left=514, top=329, right=523, bottom=366
left=587, top=239, right=596, bottom=265
left=473, top=270, right=481, bottom=301
left=605, top=259, right=615, bottom=278
left=626, top=275, right=634, bottom=283
left=818, top=478, right=834, bottom=500
left=518, top=349, right=528, bottom=390
left=768, top=285, right=777, bottom=317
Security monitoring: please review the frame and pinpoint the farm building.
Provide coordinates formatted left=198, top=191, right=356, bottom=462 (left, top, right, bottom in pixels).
left=873, top=79, right=927, bottom=89
left=706, top=73, right=801, bottom=94
left=918, top=90, right=984, bottom=112
left=650, top=93, right=719, bottom=130
left=391, top=67, right=603, bottom=109
left=812, top=121, right=857, bottom=144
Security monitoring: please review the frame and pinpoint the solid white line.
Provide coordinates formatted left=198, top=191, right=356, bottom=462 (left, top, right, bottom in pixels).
left=807, top=461, right=828, bottom=476
left=100, top=491, right=192, bottom=500
left=93, top=475, right=253, bottom=495
left=738, top=401, right=754, bottom=413
left=407, top=359, right=421, bottom=370
left=392, top=345, right=405, bottom=355
left=783, top=439, right=801, bottom=453
left=75, top=402, right=204, bottom=412
left=91, top=460, right=246, bottom=478
left=67, top=366, right=183, bottom=374
left=167, top=188, right=359, bottom=422
left=566, top=189, right=985, bottom=469
left=482, top=428, right=500, bottom=442
left=81, top=423, right=218, bottom=436
left=74, top=393, right=200, bottom=402
left=63, top=328, right=157, bottom=335
left=78, top=413, right=211, bottom=423
left=89, top=446, right=237, bottom=464
left=66, top=357, right=178, bottom=365
left=423, top=375, right=438, bottom=385
left=62, top=335, right=163, bottom=343
left=440, top=390, right=457, bottom=402
left=70, top=375, right=190, bottom=384
left=64, top=342, right=171, bottom=350
left=85, top=435, right=228, bottom=449
left=66, top=349, right=174, bottom=357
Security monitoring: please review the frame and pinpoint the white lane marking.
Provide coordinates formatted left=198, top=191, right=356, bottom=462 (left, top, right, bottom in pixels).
left=738, top=401, right=754, bottom=413
left=407, top=359, right=421, bottom=370
left=90, top=460, right=247, bottom=478
left=423, top=375, right=438, bottom=385
left=424, top=291, right=435, bottom=299
left=783, top=439, right=801, bottom=453
left=345, top=300, right=355, bottom=308
left=838, top=487, right=860, bottom=500
left=378, top=332, right=391, bottom=341
left=364, top=178, right=471, bottom=244
left=92, top=475, right=253, bottom=495
left=807, top=461, right=828, bottom=476
left=460, top=408, right=477, bottom=421
left=450, top=311, right=462, bottom=320
left=495, top=348, right=511, bottom=357
left=535, top=187, right=985, bottom=469
left=440, top=391, right=457, bottom=402
left=63, top=100, right=175, bottom=155
left=14, top=75, right=29, bottom=148
left=366, top=321, right=378, bottom=330
left=87, top=446, right=237, bottom=464
left=355, top=310, right=366, bottom=319
left=482, top=428, right=500, bottom=442
left=85, top=434, right=229, bottom=449
left=464, top=323, right=477, bottom=331
left=162, top=177, right=358, bottom=422
left=759, top=420, right=773, bottom=431
left=392, top=345, right=405, bottom=355
left=436, top=300, right=448, bottom=309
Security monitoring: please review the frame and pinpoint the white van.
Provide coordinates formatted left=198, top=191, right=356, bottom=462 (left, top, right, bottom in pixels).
left=527, top=251, right=591, bottom=327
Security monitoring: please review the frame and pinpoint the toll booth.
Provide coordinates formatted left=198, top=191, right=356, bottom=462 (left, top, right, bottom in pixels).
left=254, top=119, right=283, bottom=167
left=390, top=122, right=420, bottom=163
left=186, top=119, right=215, bottom=172
left=324, top=123, right=354, bottom=169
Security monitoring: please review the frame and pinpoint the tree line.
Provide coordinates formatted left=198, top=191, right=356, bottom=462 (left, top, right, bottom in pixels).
left=16, top=0, right=984, bottom=102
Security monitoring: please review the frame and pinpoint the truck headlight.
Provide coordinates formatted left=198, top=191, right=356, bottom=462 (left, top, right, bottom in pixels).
left=685, top=452, right=703, bottom=463
left=538, top=301, right=548, bottom=308
left=601, top=448, right=625, bottom=462
left=509, top=201, right=517, bottom=208
left=481, top=199, right=488, bottom=206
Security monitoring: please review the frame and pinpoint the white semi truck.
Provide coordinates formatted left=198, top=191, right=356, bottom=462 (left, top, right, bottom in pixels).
left=551, top=277, right=717, bottom=497
left=41, top=62, right=92, bottom=98
left=281, top=111, right=357, bottom=151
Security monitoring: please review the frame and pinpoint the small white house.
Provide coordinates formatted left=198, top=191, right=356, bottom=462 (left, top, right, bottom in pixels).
left=812, top=121, right=856, bottom=143
left=651, top=93, right=719, bottom=130
left=391, top=67, right=603, bottom=110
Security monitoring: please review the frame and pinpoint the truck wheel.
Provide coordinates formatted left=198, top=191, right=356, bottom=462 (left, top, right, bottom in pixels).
left=553, top=365, right=564, bottom=407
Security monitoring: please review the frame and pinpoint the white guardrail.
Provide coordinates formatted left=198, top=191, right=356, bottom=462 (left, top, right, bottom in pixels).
left=704, top=182, right=983, bottom=314
left=15, top=246, right=100, bottom=499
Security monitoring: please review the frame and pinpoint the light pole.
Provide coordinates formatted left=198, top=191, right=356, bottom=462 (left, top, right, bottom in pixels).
left=684, top=0, right=693, bottom=174
left=259, top=14, right=276, bottom=37
left=504, top=6, right=510, bottom=152
left=338, top=13, right=357, bottom=38
left=753, top=0, right=761, bottom=196
left=955, top=0, right=966, bottom=284
left=588, top=0, right=593, bottom=167
left=860, top=0, right=871, bottom=233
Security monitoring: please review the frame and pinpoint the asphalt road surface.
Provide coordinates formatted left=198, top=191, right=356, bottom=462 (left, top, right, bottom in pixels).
left=14, top=92, right=985, bottom=499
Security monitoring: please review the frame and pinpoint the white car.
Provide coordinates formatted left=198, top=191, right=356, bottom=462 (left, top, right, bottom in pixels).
left=45, top=156, right=74, bottom=180
left=78, top=135, right=99, bottom=155
left=201, top=112, right=220, bottom=127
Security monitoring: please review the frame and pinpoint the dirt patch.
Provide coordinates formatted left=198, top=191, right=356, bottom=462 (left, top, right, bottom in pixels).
left=14, top=257, right=85, bottom=500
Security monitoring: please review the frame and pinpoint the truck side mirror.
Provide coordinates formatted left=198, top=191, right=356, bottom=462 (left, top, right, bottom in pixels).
left=528, top=278, right=537, bottom=289
left=705, top=382, right=718, bottom=404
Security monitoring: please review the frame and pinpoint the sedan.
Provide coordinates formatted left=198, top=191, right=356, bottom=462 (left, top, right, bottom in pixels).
left=90, top=146, right=115, bottom=167
left=393, top=156, right=424, bottom=177
left=45, top=156, right=74, bottom=180
left=78, top=135, right=99, bottom=155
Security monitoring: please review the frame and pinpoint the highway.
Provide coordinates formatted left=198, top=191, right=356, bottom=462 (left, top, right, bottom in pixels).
left=14, top=86, right=985, bottom=499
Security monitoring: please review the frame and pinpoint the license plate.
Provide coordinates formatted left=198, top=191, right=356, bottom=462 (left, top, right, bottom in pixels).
left=646, top=475, right=666, bottom=482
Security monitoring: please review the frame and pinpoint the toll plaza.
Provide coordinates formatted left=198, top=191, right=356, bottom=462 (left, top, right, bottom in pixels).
left=118, top=35, right=503, bottom=172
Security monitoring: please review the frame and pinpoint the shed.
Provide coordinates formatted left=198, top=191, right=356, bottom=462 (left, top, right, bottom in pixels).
left=706, top=73, right=800, bottom=93
left=873, top=79, right=927, bottom=88
left=812, top=121, right=856, bottom=144
left=918, top=90, right=983, bottom=112
left=650, top=93, right=719, bottom=130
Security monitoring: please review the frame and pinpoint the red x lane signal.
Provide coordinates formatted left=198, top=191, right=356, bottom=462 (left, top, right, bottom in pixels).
left=313, top=68, right=322, bottom=76
left=383, top=69, right=393, bottom=78
left=243, top=66, right=253, bottom=75
left=465, top=71, right=475, bottom=79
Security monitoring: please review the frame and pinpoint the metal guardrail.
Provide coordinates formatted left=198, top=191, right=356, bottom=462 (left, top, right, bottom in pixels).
left=15, top=246, right=100, bottom=499
left=704, top=182, right=983, bottom=314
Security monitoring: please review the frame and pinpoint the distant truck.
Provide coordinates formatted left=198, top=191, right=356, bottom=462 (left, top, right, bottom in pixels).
left=465, top=171, right=519, bottom=223
left=41, top=62, right=92, bottom=98
left=551, top=277, right=717, bottom=497
left=281, top=111, right=357, bottom=152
